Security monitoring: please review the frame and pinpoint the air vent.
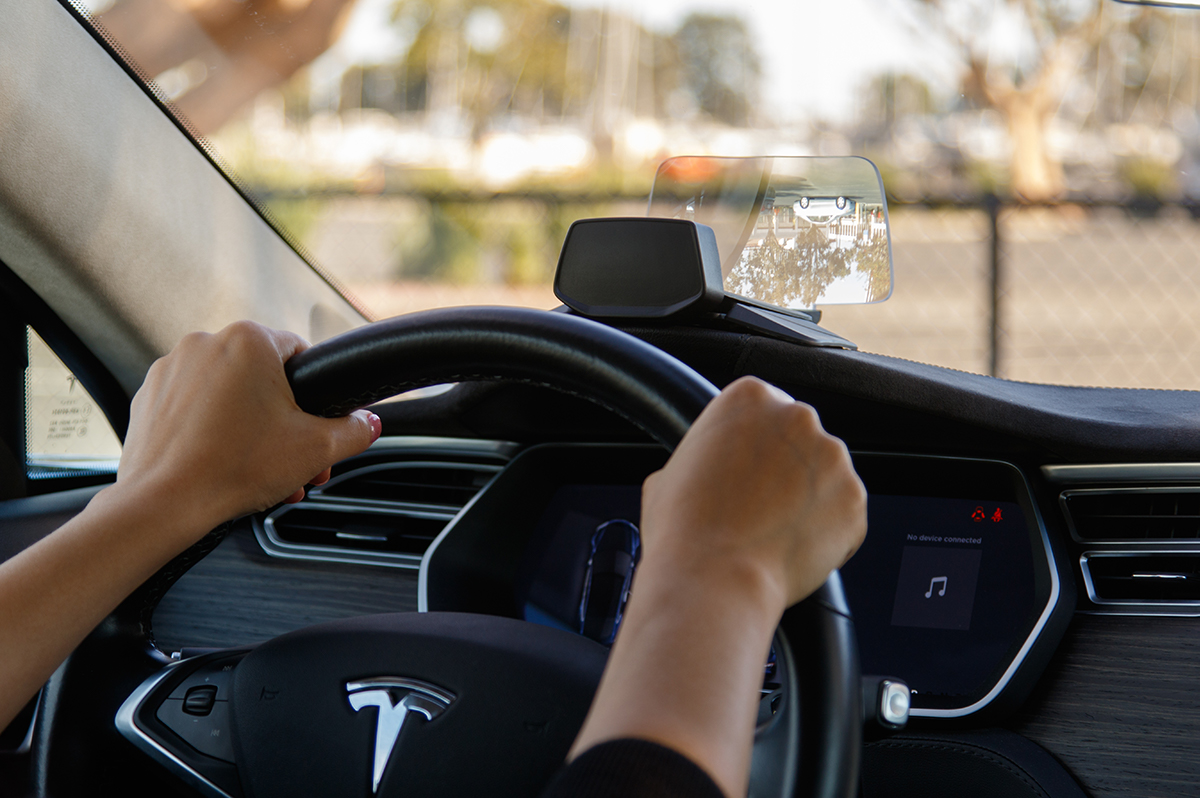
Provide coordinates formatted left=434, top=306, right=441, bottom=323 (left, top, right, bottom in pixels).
left=267, top=505, right=450, bottom=557
left=254, top=449, right=507, bottom=569
left=1062, top=489, right=1200, bottom=542
left=313, top=462, right=499, bottom=509
left=1082, top=552, right=1200, bottom=606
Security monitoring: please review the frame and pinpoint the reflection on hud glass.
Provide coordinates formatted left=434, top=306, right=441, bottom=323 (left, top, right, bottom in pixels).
left=649, top=156, right=892, bottom=309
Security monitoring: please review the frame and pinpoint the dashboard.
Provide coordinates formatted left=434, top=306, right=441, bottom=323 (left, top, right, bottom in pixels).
left=96, top=399, right=1200, bottom=798
left=419, top=444, right=1067, bottom=720
left=103, top=345, right=1200, bottom=798
left=2, top=304, right=1198, bottom=798
left=113, top=434, right=1070, bottom=798
left=121, top=438, right=1070, bottom=798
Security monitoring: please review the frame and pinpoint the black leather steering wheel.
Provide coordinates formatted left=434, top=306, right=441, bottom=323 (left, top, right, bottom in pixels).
left=35, top=307, right=860, bottom=798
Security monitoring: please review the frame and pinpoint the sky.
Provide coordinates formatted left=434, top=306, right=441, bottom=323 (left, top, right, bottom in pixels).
left=334, top=0, right=964, bottom=124
left=587, top=0, right=961, bottom=123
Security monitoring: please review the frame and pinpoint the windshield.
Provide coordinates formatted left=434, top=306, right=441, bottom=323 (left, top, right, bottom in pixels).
left=69, top=0, right=1200, bottom=390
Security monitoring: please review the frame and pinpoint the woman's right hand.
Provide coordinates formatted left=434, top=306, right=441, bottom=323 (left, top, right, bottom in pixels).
left=638, top=375, right=868, bottom=614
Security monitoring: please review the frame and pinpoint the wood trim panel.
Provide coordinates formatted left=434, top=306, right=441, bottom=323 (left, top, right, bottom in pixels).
left=152, top=523, right=419, bottom=653
left=1012, top=614, right=1200, bottom=797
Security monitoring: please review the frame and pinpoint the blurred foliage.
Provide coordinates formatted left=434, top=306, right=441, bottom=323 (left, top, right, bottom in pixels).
left=390, top=197, right=630, bottom=285
left=209, top=120, right=341, bottom=191
left=861, top=73, right=936, bottom=124
left=1120, top=157, right=1176, bottom=199
left=378, top=159, right=659, bottom=199
left=672, top=13, right=760, bottom=126
left=397, top=202, right=481, bottom=282
left=378, top=0, right=757, bottom=136
left=393, top=0, right=573, bottom=136
left=895, top=1, right=1095, bottom=201
left=966, top=161, right=1007, bottom=197
left=262, top=197, right=326, bottom=246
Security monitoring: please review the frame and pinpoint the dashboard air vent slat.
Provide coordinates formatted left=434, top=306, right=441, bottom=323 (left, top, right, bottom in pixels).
left=317, top=465, right=496, bottom=507
left=254, top=445, right=511, bottom=569
left=268, top=507, right=447, bottom=556
left=1063, top=490, right=1200, bottom=541
left=1084, top=553, right=1200, bottom=603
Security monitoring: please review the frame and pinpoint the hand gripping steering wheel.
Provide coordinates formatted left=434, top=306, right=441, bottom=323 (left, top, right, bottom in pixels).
left=38, top=307, right=861, bottom=798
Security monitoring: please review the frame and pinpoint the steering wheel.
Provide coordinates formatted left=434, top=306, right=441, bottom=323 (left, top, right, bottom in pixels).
left=32, top=307, right=860, bottom=798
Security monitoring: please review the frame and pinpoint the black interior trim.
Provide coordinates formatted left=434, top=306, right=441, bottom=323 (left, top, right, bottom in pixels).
left=0, top=309, right=26, bottom=498
left=378, top=322, right=1200, bottom=463
left=862, top=729, right=1087, bottom=798
left=0, top=259, right=130, bottom=441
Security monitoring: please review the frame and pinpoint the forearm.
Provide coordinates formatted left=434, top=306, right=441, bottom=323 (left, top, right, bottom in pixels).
left=568, top=556, right=784, bottom=798
left=0, top=322, right=379, bottom=732
left=0, top=483, right=211, bottom=728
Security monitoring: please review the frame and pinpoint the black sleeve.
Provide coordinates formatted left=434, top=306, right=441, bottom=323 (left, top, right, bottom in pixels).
left=540, top=738, right=726, bottom=798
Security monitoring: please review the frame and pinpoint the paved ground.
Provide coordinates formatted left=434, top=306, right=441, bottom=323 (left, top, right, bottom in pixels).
left=330, top=204, right=1200, bottom=392
left=824, top=206, right=1200, bottom=390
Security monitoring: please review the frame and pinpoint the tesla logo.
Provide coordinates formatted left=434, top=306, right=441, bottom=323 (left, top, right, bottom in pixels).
left=346, top=677, right=455, bottom=794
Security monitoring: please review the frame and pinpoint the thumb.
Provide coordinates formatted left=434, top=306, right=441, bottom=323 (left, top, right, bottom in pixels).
left=322, top=409, right=382, bottom=464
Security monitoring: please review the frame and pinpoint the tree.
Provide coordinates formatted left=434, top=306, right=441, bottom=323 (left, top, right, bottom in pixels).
left=860, top=73, right=936, bottom=134
left=908, top=0, right=1107, bottom=201
left=726, top=213, right=851, bottom=309
left=858, top=222, right=891, bottom=303
left=672, top=13, right=761, bottom=127
left=393, top=0, right=573, bottom=138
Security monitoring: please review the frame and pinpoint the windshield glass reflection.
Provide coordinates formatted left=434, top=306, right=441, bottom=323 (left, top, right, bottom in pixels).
left=649, top=156, right=892, bottom=309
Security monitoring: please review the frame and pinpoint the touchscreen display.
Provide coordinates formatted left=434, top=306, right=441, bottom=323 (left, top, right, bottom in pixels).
left=515, top=484, right=643, bottom=633
left=509, top=456, right=1049, bottom=714
left=841, top=457, right=1047, bottom=711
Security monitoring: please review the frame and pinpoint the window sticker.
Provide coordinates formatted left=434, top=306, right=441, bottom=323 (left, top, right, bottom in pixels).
left=24, top=329, right=121, bottom=477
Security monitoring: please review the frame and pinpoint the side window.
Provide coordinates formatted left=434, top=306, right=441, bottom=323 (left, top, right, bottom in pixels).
left=24, top=328, right=121, bottom=480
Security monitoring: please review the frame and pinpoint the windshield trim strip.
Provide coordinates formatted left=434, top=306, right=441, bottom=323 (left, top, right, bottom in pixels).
left=1043, top=463, right=1200, bottom=483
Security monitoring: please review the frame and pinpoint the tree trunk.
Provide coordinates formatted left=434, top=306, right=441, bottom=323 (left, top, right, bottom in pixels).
left=1002, top=92, right=1064, bottom=202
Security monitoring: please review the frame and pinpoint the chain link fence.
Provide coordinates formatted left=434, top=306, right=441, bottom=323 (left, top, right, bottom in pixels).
left=826, top=203, right=1200, bottom=390
left=271, top=191, right=1200, bottom=392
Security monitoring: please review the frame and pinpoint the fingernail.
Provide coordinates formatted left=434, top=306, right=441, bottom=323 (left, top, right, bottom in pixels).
left=367, top=412, right=382, bottom=442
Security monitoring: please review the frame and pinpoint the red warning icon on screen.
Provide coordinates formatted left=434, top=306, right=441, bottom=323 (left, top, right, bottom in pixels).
left=971, top=506, right=986, bottom=522
left=992, top=508, right=1003, bottom=522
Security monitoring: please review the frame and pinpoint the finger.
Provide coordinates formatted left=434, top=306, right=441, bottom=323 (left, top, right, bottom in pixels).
left=270, top=327, right=312, bottom=362
left=753, top=376, right=795, bottom=404
left=309, top=467, right=332, bottom=487
left=320, top=410, right=381, bottom=466
left=284, top=487, right=306, bottom=504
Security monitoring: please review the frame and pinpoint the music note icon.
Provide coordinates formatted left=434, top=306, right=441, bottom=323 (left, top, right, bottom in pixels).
left=924, top=576, right=947, bottom=598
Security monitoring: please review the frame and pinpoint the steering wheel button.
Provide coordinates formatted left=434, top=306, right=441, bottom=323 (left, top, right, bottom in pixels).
left=182, top=685, right=218, bottom=716
left=156, top=698, right=235, bottom=763
left=168, top=663, right=234, bottom=701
